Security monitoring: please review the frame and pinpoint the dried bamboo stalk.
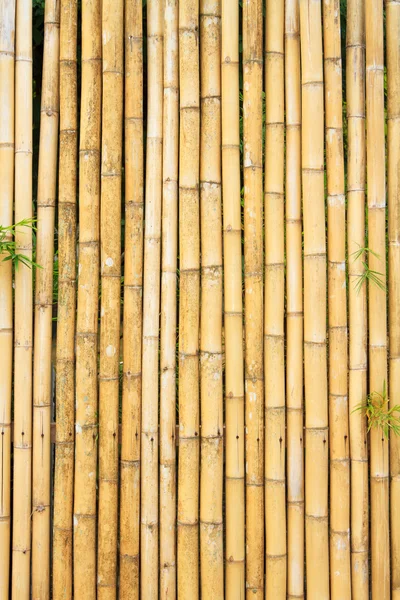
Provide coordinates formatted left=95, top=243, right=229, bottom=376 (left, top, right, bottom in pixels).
left=199, top=0, right=223, bottom=597
left=119, top=0, right=143, bottom=597
left=32, top=1, right=60, bottom=597
left=221, top=0, right=245, bottom=596
left=52, top=1, right=77, bottom=598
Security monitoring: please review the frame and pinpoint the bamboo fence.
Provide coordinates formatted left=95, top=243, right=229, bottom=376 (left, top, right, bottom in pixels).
left=2, top=0, right=400, bottom=598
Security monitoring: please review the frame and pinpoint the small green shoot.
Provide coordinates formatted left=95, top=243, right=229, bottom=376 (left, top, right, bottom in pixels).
left=351, top=245, right=386, bottom=294
left=0, top=218, right=41, bottom=270
left=352, top=382, right=400, bottom=439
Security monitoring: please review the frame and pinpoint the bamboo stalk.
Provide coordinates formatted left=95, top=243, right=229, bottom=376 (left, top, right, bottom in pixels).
left=73, top=0, right=101, bottom=596
left=0, top=1, right=15, bottom=597
left=12, top=1, right=33, bottom=598
left=221, top=0, right=245, bottom=596
left=32, top=1, right=60, bottom=597
left=285, top=1, right=304, bottom=598
left=159, top=0, right=178, bottom=597
left=141, top=0, right=163, bottom=597
left=346, top=1, right=369, bottom=596
left=264, top=1, right=286, bottom=597
left=388, top=2, right=400, bottom=597
left=52, top=1, right=77, bottom=598
left=119, top=0, right=143, bottom=597
left=177, top=0, right=200, bottom=595
left=97, top=2, right=123, bottom=597
left=199, top=0, right=223, bottom=597
left=322, top=1, right=350, bottom=597
left=299, top=1, right=329, bottom=597
left=366, top=0, right=389, bottom=596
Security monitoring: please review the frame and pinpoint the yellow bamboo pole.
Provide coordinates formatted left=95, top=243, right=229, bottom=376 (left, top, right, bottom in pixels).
left=32, top=1, right=60, bottom=597
left=264, top=1, right=285, bottom=597
left=346, top=1, right=369, bottom=596
left=366, top=0, right=389, bottom=596
left=52, top=2, right=77, bottom=598
left=141, top=0, right=163, bottom=597
left=388, top=2, right=400, bottom=597
left=285, top=1, right=304, bottom=598
left=119, top=0, right=143, bottom=597
left=159, top=0, right=178, bottom=597
left=97, top=1, right=123, bottom=597
left=299, top=1, right=329, bottom=597
left=12, top=1, right=33, bottom=597
left=221, top=0, right=245, bottom=596
left=322, top=1, right=351, bottom=597
left=0, top=1, right=15, bottom=597
left=73, top=0, right=101, bottom=596
left=199, top=0, right=223, bottom=597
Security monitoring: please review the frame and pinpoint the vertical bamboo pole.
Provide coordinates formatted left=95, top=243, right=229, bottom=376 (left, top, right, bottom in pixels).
left=299, top=1, right=329, bottom=597
left=347, top=1, right=369, bottom=596
left=285, top=1, right=304, bottom=598
left=221, top=0, right=245, bottom=596
left=119, top=0, right=143, bottom=597
left=199, top=0, right=223, bottom=597
left=97, top=2, right=123, bottom=598
left=12, top=0, right=33, bottom=597
left=366, top=0, right=389, bottom=596
left=177, top=0, right=200, bottom=595
left=264, top=1, right=286, bottom=597
left=388, top=2, right=400, bottom=597
left=52, top=2, right=77, bottom=598
left=160, top=0, right=178, bottom=597
left=0, top=2, right=15, bottom=597
left=32, top=1, right=60, bottom=597
left=322, top=1, right=351, bottom=597
left=73, top=0, right=101, bottom=596
left=141, top=0, right=163, bottom=597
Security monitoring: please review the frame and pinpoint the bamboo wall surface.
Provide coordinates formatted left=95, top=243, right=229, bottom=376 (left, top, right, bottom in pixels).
left=1, top=0, right=400, bottom=598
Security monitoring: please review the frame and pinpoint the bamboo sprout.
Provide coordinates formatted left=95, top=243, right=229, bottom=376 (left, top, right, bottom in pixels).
left=346, top=1, right=369, bottom=596
left=97, top=1, right=123, bottom=597
left=160, top=0, right=178, bottom=597
left=199, top=0, right=223, bottom=597
left=285, top=1, right=304, bottom=598
left=264, top=1, right=286, bottom=597
left=32, top=1, right=60, bottom=597
left=0, top=1, right=15, bottom=597
left=73, top=0, right=101, bottom=596
left=322, top=1, right=350, bottom=597
left=221, top=0, right=245, bottom=595
left=141, top=0, right=163, bottom=596
left=119, top=0, right=143, bottom=597
left=299, top=1, right=329, bottom=597
left=388, top=2, right=400, bottom=597
left=366, top=0, right=389, bottom=596
left=52, top=1, right=77, bottom=598
left=178, top=0, right=200, bottom=595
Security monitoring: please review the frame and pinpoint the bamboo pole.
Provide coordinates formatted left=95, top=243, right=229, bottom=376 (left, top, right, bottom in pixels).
left=177, top=0, right=200, bottom=595
left=97, top=1, right=123, bottom=597
left=285, top=1, right=304, bottom=598
left=12, top=0, right=33, bottom=597
left=199, top=0, right=223, bottom=597
left=52, top=2, right=77, bottom=598
left=264, top=1, right=286, bottom=597
left=0, top=1, right=15, bottom=597
left=73, top=0, right=101, bottom=596
left=119, top=0, right=143, bottom=597
left=221, top=0, right=245, bottom=596
left=141, top=0, right=163, bottom=596
left=366, top=0, right=389, bottom=596
left=160, top=0, right=178, bottom=597
left=322, top=1, right=350, bottom=597
left=388, top=2, right=400, bottom=597
left=299, top=1, right=329, bottom=597
left=32, top=1, right=60, bottom=597
left=346, top=1, right=369, bottom=596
